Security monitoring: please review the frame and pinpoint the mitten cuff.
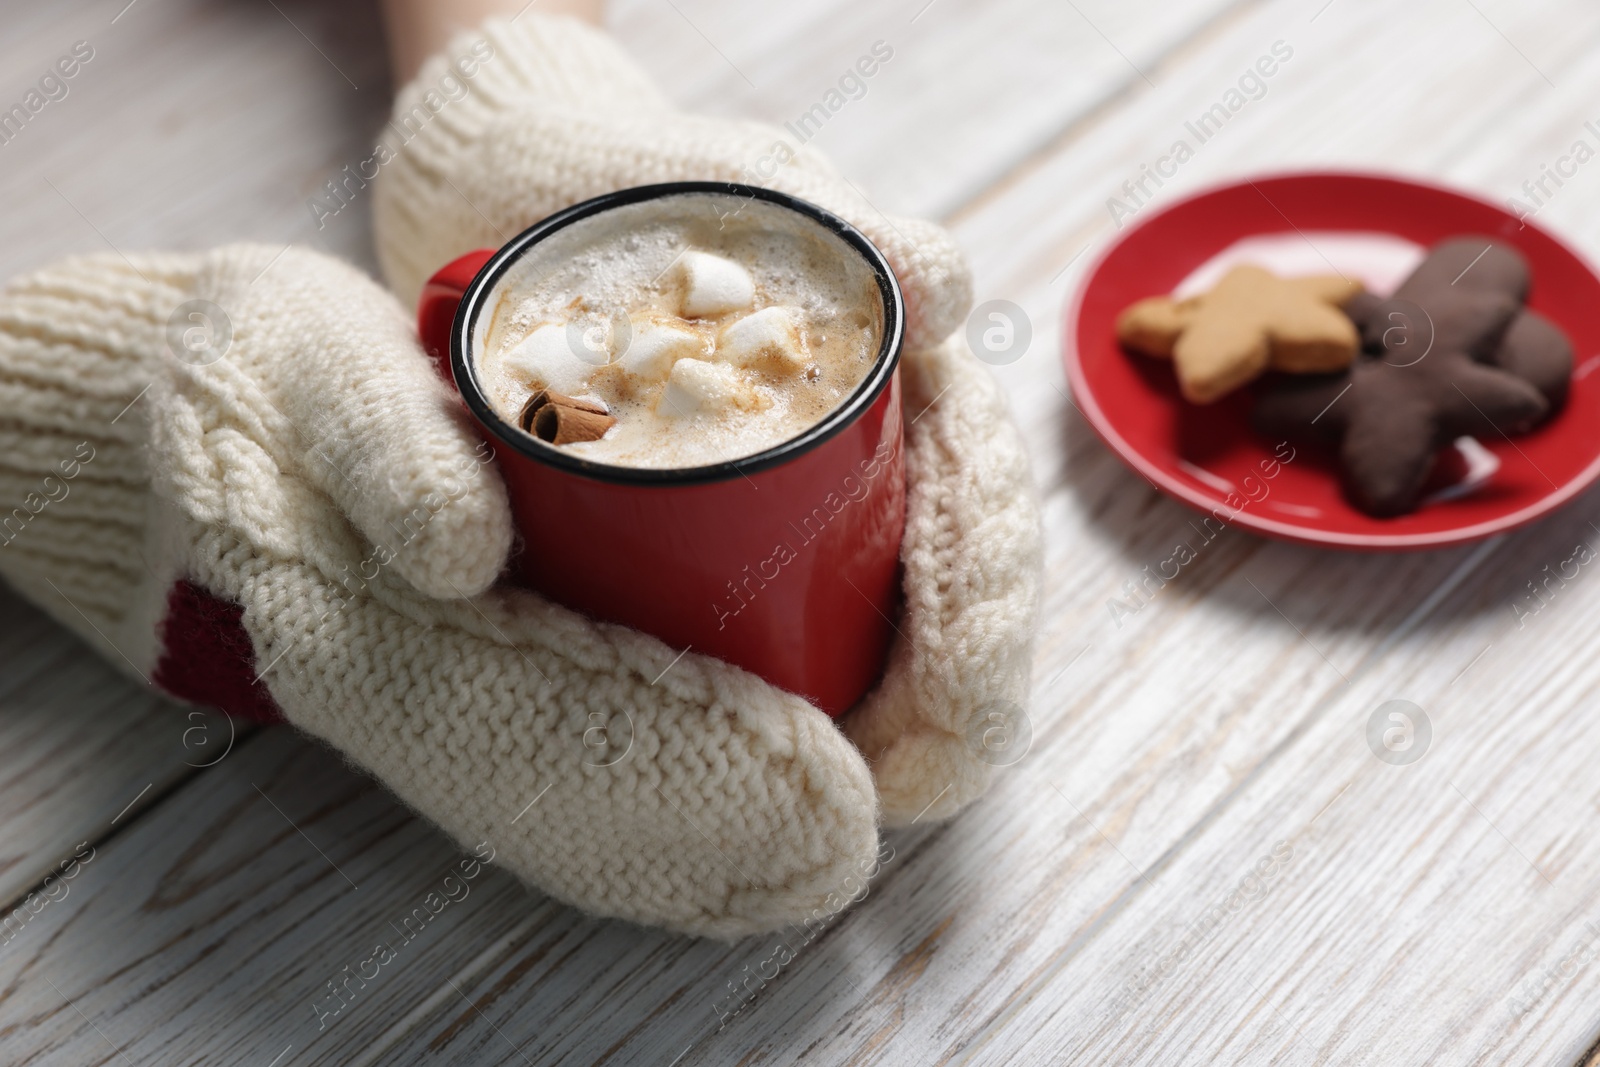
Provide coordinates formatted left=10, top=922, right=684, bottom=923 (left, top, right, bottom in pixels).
left=375, top=15, right=669, bottom=303
left=0, top=253, right=198, bottom=671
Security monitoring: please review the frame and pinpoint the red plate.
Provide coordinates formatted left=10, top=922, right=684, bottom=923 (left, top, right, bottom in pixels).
left=1066, top=170, right=1600, bottom=550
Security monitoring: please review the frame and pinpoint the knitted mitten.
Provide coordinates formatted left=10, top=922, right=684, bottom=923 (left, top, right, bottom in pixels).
left=372, top=14, right=1043, bottom=825
left=0, top=246, right=876, bottom=937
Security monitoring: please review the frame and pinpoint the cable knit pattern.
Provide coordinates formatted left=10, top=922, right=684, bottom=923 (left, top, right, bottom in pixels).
left=0, top=244, right=880, bottom=936
left=372, top=16, right=1042, bottom=831
left=154, top=249, right=514, bottom=600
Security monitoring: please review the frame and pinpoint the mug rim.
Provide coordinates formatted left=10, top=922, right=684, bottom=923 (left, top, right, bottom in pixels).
left=450, top=181, right=906, bottom=487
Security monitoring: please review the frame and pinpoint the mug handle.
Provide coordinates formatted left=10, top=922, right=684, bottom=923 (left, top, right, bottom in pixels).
left=417, top=248, right=497, bottom=382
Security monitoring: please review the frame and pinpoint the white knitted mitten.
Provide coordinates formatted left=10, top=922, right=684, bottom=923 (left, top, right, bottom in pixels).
left=372, top=15, right=1043, bottom=825
left=0, top=246, right=877, bottom=937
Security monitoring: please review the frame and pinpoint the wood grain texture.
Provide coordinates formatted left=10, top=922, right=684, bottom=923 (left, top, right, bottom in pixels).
left=407, top=1, right=1600, bottom=1064
left=988, top=501, right=1600, bottom=1065
left=0, top=727, right=556, bottom=1067
left=0, top=0, right=394, bottom=282
left=0, top=585, right=236, bottom=910
left=608, top=0, right=1250, bottom=219
left=3, top=0, right=1600, bottom=1064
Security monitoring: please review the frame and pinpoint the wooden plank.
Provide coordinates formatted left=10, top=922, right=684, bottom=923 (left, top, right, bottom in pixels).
left=378, top=1, right=1600, bottom=1064
left=0, top=584, right=238, bottom=909
left=610, top=0, right=1251, bottom=219
left=0, top=727, right=552, bottom=1067
left=0, top=0, right=394, bottom=283
left=918, top=2, right=1600, bottom=1055
left=4, top=0, right=1600, bottom=1065
left=0, top=0, right=1250, bottom=283
left=981, top=493, right=1600, bottom=1065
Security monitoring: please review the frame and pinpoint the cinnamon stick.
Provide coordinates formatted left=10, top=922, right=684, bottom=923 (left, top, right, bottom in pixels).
left=518, top=388, right=610, bottom=433
left=533, top=402, right=616, bottom=444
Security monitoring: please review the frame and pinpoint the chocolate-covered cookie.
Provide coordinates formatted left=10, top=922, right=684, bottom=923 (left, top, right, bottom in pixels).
left=1496, top=309, right=1573, bottom=410
left=1390, top=236, right=1529, bottom=303
left=1345, top=237, right=1571, bottom=411
left=1256, top=265, right=1547, bottom=517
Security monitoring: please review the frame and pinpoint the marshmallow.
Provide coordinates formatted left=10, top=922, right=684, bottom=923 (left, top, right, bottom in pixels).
left=502, top=323, right=595, bottom=395
left=716, top=306, right=808, bottom=372
left=659, top=358, right=742, bottom=417
left=621, top=317, right=704, bottom=380
left=677, top=251, right=755, bottom=318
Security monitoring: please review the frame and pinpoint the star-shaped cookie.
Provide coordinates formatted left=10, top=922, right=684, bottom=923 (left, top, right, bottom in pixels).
left=1117, top=265, right=1364, bottom=404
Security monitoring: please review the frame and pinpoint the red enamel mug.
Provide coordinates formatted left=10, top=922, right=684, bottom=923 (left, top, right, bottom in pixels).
left=417, top=182, right=907, bottom=716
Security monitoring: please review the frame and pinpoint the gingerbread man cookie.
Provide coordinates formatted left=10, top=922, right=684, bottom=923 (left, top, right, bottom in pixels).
left=1117, top=265, right=1365, bottom=404
left=1255, top=241, right=1554, bottom=517
left=1344, top=237, right=1573, bottom=412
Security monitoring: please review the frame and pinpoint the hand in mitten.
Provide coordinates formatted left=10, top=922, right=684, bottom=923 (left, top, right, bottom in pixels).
left=0, top=246, right=877, bottom=937
left=372, top=14, right=1043, bottom=825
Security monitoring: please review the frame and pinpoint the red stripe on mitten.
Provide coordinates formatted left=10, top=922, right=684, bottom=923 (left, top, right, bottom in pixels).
left=152, top=579, right=283, bottom=725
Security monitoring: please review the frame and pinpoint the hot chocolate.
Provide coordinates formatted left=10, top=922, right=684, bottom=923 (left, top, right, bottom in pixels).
left=473, top=192, right=885, bottom=469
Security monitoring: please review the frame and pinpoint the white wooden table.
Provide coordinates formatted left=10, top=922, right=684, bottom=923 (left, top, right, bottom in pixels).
left=4, top=1, right=1600, bottom=1063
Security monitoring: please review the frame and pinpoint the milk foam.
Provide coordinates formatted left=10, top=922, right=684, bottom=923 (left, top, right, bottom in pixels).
left=475, top=193, right=884, bottom=469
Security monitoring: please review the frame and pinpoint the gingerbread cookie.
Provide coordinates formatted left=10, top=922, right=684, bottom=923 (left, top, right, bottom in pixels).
left=1496, top=309, right=1573, bottom=410
left=1343, top=237, right=1572, bottom=412
left=1255, top=241, right=1553, bottom=517
left=1393, top=236, right=1530, bottom=300
left=1117, top=265, right=1364, bottom=404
